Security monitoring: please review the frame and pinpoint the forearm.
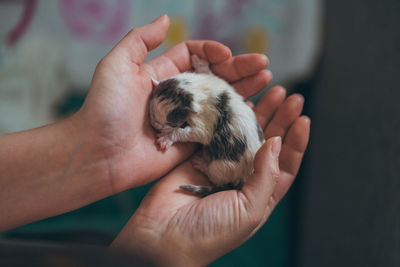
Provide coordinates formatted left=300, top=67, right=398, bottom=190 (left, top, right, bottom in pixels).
left=0, top=115, right=111, bottom=231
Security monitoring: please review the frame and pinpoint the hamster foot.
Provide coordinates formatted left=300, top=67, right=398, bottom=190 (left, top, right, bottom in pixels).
left=191, top=155, right=208, bottom=173
left=156, top=134, right=173, bottom=151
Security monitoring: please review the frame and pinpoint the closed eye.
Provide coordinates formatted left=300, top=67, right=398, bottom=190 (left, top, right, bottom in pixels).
left=180, top=121, right=189, bottom=128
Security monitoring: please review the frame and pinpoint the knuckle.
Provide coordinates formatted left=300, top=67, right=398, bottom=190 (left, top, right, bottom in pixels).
left=273, top=171, right=280, bottom=184
left=127, top=27, right=138, bottom=37
left=238, top=192, right=263, bottom=230
left=270, top=166, right=280, bottom=184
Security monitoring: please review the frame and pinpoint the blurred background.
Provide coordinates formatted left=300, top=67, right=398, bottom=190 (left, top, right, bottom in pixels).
left=0, top=0, right=399, bottom=266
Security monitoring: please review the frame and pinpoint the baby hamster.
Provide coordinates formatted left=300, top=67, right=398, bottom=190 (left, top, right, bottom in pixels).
left=149, top=55, right=265, bottom=196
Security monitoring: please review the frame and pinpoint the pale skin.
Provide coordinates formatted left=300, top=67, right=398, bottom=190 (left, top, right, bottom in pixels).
left=0, top=15, right=310, bottom=265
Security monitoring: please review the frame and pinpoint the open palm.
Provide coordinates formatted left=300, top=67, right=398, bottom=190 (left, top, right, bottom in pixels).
left=75, top=15, right=273, bottom=194
left=111, top=84, right=310, bottom=265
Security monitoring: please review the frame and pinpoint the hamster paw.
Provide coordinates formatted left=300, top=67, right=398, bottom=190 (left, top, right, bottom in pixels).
left=191, top=54, right=212, bottom=74
left=191, top=155, right=207, bottom=173
left=156, top=134, right=173, bottom=151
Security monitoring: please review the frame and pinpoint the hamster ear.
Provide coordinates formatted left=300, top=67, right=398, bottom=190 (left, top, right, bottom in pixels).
left=188, top=102, right=200, bottom=114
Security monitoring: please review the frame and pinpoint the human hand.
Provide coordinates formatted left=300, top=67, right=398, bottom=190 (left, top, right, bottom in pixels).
left=110, top=87, right=310, bottom=266
left=72, top=15, right=272, bottom=194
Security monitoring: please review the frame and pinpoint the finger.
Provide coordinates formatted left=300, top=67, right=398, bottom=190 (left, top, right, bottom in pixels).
left=186, top=40, right=232, bottom=64
left=280, top=116, right=311, bottom=175
left=232, top=70, right=273, bottom=98
left=211, top=54, right=269, bottom=82
left=249, top=117, right=310, bottom=235
left=268, top=116, right=310, bottom=211
left=263, top=94, right=304, bottom=139
left=254, top=86, right=287, bottom=128
left=142, top=40, right=231, bottom=80
left=240, top=136, right=281, bottom=215
left=110, top=15, right=170, bottom=66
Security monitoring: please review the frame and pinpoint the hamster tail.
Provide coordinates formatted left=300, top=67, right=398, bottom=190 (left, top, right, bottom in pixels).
left=179, top=185, right=215, bottom=197
left=180, top=183, right=241, bottom=197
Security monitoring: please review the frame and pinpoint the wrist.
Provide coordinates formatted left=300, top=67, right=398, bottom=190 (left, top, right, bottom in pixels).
left=43, top=114, right=114, bottom=211
left=65, top=112, right=114, bottom=197
left=109, top=215, right=206, bottom=267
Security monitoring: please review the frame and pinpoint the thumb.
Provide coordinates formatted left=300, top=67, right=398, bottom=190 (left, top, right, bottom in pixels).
left=111, top=15, right=170, bottom=65
left=241, top=136, right=281, bottom=210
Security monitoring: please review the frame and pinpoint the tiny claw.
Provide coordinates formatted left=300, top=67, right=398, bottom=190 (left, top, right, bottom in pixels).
left=156, top=135, right=173, bottom=151
left=191, top=155, right=207, bottom=173
left=245, top=101, right=255, bottom=109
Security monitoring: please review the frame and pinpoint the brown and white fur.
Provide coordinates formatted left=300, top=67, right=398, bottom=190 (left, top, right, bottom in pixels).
left=149, top=55, right=265, bottom=196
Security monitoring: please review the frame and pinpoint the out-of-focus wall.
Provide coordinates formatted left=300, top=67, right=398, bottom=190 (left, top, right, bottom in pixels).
left=0, top=0, right=322, bottom=133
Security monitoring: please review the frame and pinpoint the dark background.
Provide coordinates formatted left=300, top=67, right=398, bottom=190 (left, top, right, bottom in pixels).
left=297, top=0, right=400, bottom=266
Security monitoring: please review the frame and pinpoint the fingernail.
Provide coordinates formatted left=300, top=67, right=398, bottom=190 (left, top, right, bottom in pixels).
left=303, top=115, right=311, bottom=125
left=263, top=54, right=270, bottom=65
left=261, top=54, right=269, bottom=66
left=271, top=136, right=282, bottom=159
left=265, top=69, right=273, bottom=80
left=274, top=85, right=286, bottom=94
left=152, top=14, right=168, bottom=23
left=294, top=94, right=305, bottom=104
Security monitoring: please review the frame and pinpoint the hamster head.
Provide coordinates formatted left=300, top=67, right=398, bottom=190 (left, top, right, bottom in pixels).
left=149, top=77, right=197, bottom=133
